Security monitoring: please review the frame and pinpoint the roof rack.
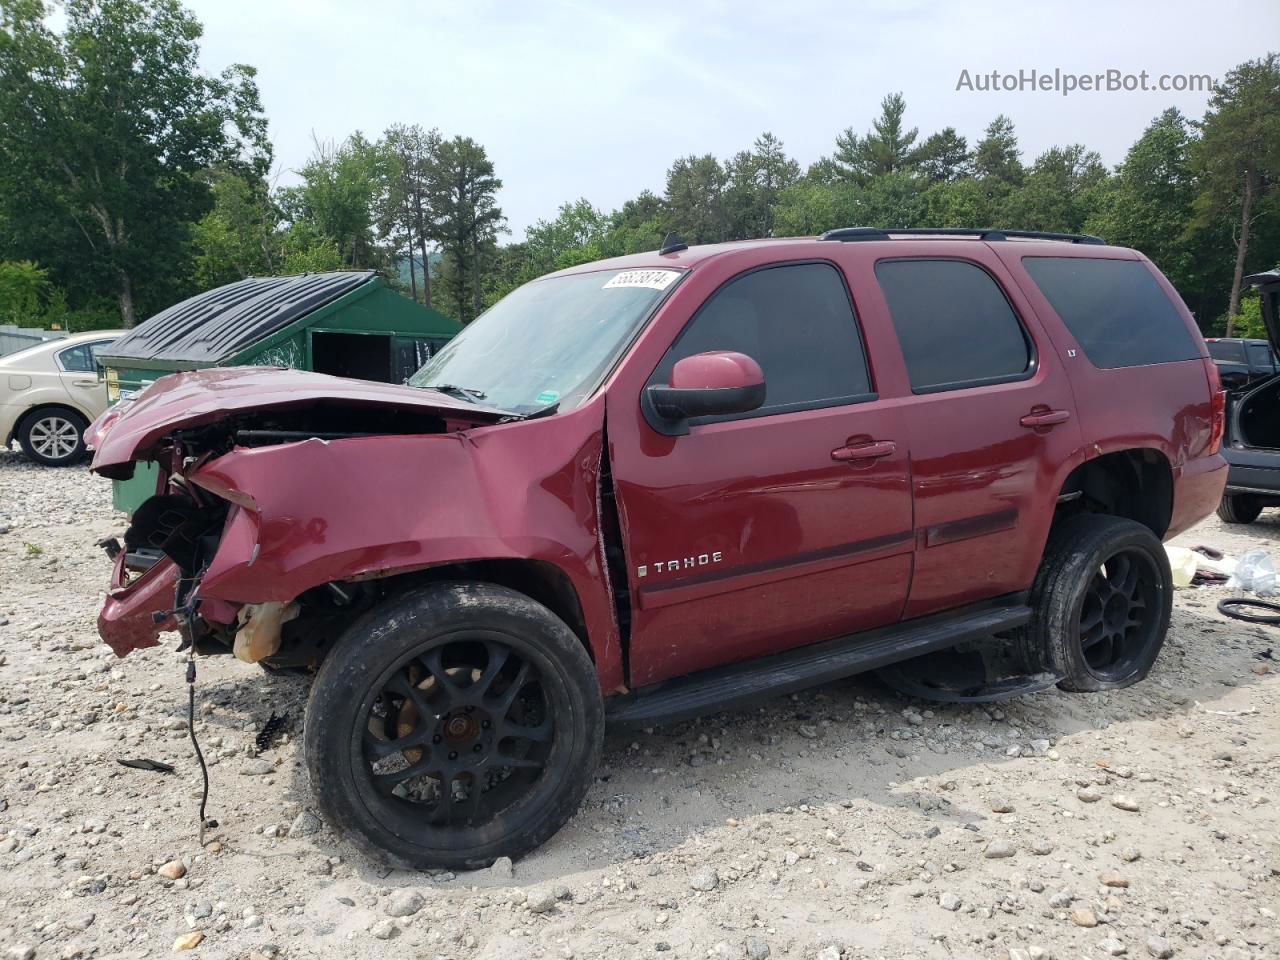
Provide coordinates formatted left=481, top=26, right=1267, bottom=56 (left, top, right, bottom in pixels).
left=818, top=226, right=1106, bottom=245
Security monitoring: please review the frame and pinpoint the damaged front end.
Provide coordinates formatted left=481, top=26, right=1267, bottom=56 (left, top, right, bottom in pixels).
left=91, top=366, right=516, bottom=664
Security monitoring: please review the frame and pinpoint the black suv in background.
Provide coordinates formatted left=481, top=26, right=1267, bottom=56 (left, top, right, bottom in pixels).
left=1217, top=271, right=1280, bottom=523
left=1207, top=336, right=1278, bottom=391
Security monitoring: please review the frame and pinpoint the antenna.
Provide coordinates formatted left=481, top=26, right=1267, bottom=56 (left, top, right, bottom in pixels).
left=659, top=232, right=689, bottom=255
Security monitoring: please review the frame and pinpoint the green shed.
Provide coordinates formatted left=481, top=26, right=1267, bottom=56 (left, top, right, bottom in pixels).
left=99, top=270, right=461, bottom=511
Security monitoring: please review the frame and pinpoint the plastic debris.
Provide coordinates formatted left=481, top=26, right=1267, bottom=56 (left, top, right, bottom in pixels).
left=1227, top=549, right=1277, bottom=596
left=1166, top=546, right=1198, bottom=588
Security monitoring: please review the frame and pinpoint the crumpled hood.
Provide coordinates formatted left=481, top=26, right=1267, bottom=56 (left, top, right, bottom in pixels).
left=89, top=366, right=510, bottom=472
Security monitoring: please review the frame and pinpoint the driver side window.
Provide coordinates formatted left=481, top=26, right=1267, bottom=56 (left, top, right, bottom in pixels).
left=648, top=262, right=872, bottom=421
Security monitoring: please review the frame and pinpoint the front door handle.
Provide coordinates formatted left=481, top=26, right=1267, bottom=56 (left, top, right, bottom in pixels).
left=1019, top=409, right=1071, bottom=428
left=832, top=440, right=896, bottom=462
left=73, top=379, right=98, bottom=387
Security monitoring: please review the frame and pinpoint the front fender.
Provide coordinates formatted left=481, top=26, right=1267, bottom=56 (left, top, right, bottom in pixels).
left=187, top=401, right=624, bottom=688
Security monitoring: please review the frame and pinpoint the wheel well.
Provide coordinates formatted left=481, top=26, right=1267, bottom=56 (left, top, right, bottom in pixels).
left=1054, top=449, right=1173, bottom=538
left=370, top=559, right=593, bottom=659
left=16, top=403, right=88, bottom=438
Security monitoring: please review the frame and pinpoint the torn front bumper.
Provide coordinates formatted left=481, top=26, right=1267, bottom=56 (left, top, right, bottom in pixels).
left=98, top=550, right=179, bottom=657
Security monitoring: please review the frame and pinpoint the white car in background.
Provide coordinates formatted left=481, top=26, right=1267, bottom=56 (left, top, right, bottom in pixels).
left=1, top=330, right=123, bottom=466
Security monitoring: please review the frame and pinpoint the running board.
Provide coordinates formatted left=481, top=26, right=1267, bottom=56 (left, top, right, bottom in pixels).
left=605, top=599, right=1033, bottom=729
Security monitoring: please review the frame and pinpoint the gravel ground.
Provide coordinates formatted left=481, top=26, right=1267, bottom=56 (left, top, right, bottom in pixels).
left=0, top=446, right=1276, bottom=960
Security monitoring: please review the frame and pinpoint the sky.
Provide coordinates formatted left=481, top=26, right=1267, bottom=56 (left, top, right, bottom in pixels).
left=186, top=0, right=1280, bottom=236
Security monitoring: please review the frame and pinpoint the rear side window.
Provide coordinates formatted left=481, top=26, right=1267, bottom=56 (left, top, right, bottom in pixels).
left=1022, top=257, right=1199, bottom=368
left=1207, top=340, right=1245, bottom=362
left=57, top=341, right=110, bottom=372
left=650, top=262, right=872, bottom=418
left=1247, top=341, right=1275, bottom=371
left=875, top=259, right=1031, bottom=393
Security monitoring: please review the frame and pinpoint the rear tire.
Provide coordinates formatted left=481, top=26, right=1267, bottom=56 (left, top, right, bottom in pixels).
left=1216, top=494, right=1263, bottom=524
left=18, top=406, right=87, bottom=466
left=304, top=581, right=603, bottom=870
left=1018, top=514, right=1172, bottom=693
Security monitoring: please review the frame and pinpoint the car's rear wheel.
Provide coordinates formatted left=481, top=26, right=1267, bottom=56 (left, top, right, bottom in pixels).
left=1216, top=494, right=1263, bottom=524
left=305, top=581, right=603, bottom=870
left=17, top=406, right=87, bottom=466
left=1018, top=514, right=1172, bottom=692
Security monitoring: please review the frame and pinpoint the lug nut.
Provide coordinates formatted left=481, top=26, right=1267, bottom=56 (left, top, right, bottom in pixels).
left=473, top=744, right=483, bottom=753
left=448, top=751, right=458, bottom=760
left=432, top=735, right=441, bottom=744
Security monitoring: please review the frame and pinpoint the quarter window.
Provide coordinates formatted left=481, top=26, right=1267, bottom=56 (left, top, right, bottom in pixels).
left=1021, top=257, right=1199, bottom=369
left=876, top=259, right=1031, bottom=392
left=650, top=262, right=872, bottom=419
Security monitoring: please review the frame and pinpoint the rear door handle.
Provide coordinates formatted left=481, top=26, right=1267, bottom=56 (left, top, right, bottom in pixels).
left=832, top=440, right=896, bottom=462
left=1019, top=409, right=1071, bottom=428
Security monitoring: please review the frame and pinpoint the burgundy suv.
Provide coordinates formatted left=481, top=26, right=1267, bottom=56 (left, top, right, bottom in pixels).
left=88, top=227, right=1227, bottom=869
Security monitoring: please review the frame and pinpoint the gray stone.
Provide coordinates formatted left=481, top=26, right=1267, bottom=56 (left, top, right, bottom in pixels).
left=1111, top=795, right=1141, bottom=812
left=241, top=759, right=274, bottom=776
left=489, top=856, right=514, bottom=880
left=369, top=918, right=398, bottom=940
left=1100, top=938, right=1127, bottom=956
left=1145, top=937, right=1174, bottom=958
left=939, top=891, right=962, bottom=911
left=745, top=936, right=771, bottom=960
left=984, top=839, right=1016, bottom=859
left=385, top=888, right=424, bottom=917
left=690, top=867, right=719, bottom=891
left=289, top=810, right=321, bottom=838
left=525, top=889, right=556, bottom=914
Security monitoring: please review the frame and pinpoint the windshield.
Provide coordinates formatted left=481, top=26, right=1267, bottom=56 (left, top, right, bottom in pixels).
left=408, top=267, right=683, bottom=414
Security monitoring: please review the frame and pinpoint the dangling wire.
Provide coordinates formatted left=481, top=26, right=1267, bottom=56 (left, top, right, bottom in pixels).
left=186, top=650, right=211, bottom=846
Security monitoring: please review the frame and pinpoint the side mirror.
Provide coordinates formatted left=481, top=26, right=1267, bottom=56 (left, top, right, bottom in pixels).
left=644, top=351, right=766, bottom=436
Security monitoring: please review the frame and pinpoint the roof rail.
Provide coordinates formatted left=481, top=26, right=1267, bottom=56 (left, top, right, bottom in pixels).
left=818, top=226, right=1106, bottom=245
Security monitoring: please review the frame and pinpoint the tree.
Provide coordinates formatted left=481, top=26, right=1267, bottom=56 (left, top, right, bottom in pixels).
left=1007, top=144, right=1108, bottom=233
left=280, top=133, right=391, bottom=271
left=382, top=124, right=441, bottom=306
left=1192, top=53, right=1280, bottom=323
left=0, top=0, right=269, bottom=326
left=425, top=136, right=505, bottom=323
left=0, top=259, right=49, bottom=326
left=915, top=127, right=971, bottom=182
left=830, top=93, right=919, bottom=185
left=724, top=132, right=801, bottom=238
left=973, top=115, right=1023, bottom=186
left=524, top=198, right=609, bottom=277
left=191, top=167, right=278, bottom=288
left=663, top=154, right=728, bottom=244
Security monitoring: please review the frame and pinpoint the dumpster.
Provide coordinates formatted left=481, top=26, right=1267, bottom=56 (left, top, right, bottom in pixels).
left=98, top=270, right=461, bottom=512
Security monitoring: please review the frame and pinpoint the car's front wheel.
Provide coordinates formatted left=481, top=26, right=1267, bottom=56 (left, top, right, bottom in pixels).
left=18, top=406, right=88, bottom=466
left=1018, top=514, right=1173, bottom=693
left=305, top=581, right=603, bottom=870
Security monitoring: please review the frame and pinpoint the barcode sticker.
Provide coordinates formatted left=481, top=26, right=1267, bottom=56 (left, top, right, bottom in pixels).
left=603, top=269, right=681, bottom=290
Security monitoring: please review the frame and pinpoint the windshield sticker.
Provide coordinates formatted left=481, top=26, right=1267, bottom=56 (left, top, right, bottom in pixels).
left=536, top=390, right=560, bottom=405
left=603, top=269, right=681, bottom=291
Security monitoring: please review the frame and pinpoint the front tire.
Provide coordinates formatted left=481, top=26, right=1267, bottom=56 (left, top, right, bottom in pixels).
left=1216, top=494, right=1263, bottom=524
left=305, top=581, right=603, bottom=870
left=1019, top=515, right=1172, bottom=693
left=18, top=406, right=87, bottom=466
